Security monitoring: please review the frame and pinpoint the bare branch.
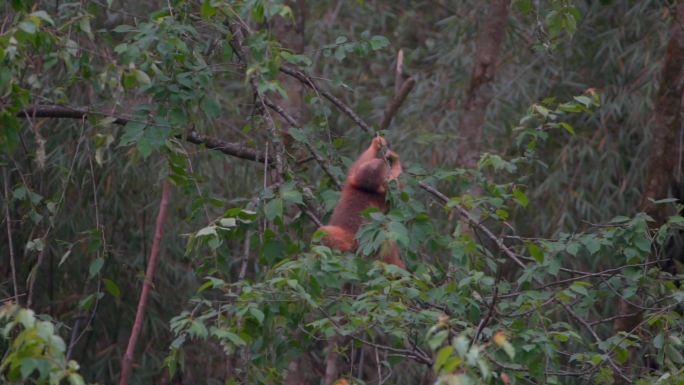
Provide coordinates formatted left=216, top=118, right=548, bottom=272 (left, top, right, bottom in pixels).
left=379, top=77, right=415, bottom=131
left=394, top=49, right=404, bottom=96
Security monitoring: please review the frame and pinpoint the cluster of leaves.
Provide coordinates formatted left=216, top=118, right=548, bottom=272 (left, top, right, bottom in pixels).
left=0, top=303, right=85, bottom=385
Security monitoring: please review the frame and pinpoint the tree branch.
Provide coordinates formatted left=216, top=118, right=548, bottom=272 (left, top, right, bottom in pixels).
left=417, top=181, right=525, bottom=268
left=16, top=106, right=267, bottom=164
left=279, top=66, right=373, bottom=133
left=262, top=97, right=342, bottom=189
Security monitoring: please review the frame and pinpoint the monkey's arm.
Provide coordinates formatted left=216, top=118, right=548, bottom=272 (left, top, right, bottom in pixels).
left=386, top=151, right=402, bottom=180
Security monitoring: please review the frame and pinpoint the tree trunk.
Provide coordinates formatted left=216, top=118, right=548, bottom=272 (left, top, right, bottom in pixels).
left=456, top=0, right=510, bottom=169
left=637, top=4, right=684, bottom=223
left=613, top=4, right=684, bottom=383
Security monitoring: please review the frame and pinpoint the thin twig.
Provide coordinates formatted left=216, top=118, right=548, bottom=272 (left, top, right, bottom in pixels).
left=3, top=167, right=19, bottom=303
left=471, top=274, right=500, bottom=346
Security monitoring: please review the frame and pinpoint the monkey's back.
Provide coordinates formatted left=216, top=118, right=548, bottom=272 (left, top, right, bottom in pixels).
left=328, top=186, right=386, bottom=233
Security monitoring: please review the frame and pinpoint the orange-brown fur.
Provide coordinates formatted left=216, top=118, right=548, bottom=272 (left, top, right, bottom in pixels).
left=319, top=137, right=404, bottom=268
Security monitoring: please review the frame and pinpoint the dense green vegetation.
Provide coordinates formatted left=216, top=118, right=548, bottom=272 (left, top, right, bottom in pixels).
left=1, top=1, right=683, bottom=384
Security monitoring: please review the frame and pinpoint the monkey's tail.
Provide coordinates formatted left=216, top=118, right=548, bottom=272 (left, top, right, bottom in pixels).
left=318, top=225, right=356, bottom=252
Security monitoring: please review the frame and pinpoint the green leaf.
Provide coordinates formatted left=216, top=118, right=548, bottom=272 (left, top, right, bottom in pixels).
left=369, top=35, right=389, bottom=50
left=453, top=335, right=469, bottom=357
left=650, top=197, right=679, bottom=204
left=287, top=127, right=308, bottom=143
left=634, top=237, right=651, bottom=252
left=573, top=95, right=592, bottom=107
left=281, top=187, right=303, bottom=205
left=89, top=257, right=104, bottom=278
left=189, top=320, right=208, bottom=338
left=527, top=242, right=544, bottom=263
left=68, top=373, right=86, bottom=385
left=559, top=122, right=575, bottom=135
left=280, top=51, right=312, bottom=66
left=219, top=218, right=237, bottom=228
left=334, top=46, right=346, bottom=61
left=665, top=344, right=684, bottom=364
left=434, top=346, right=453, bottom=372
left=134, top=70, right=151, bottom=85
left=200, top=0, right=217, bottom=18
left=569, top=282, right=589, bottom=296
left=565, top=242, right=579, bottom=257
left=534, top=104, right=549, bottom=118
left=580, top=235, right=601, bottom=255
left=212, top=328, right=246, bottom=346
left=249, top=307, right=264, bottom=324
left=196, top=225, right=217, bottom=237
left=79, top=17, right=93, bottom=40
left=29, top=11, right=54, bottom=25
left=112, top=24, right=135, bottom=33
left=201, top=97, right=221, bottom=118
left=119, top=121, right=147, bottom=146
left=18, top=21, right=37, bottom=34
left=512, top=188, right=528, bottom=207
left=103, top=278, right=121, bottom=298
left=428, top=330, right=448, bottom=351
left=264, top=198, right=283, bottom=222
left=514, top=0, right=532, bottom=13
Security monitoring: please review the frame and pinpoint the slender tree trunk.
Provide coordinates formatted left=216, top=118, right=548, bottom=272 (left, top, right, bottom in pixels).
left=272, top=2, right=313, bottom=385
left=613, top=5, right=684, bottom=383
left=456, top=0, right=510, bottom=169
left=119, top=180, right=171, bottom=385
left=637, top=4, right=684, bottom=223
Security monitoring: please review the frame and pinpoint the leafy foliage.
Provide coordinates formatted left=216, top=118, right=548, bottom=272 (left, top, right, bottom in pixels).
left=0, top=303, right=85, bottom=385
